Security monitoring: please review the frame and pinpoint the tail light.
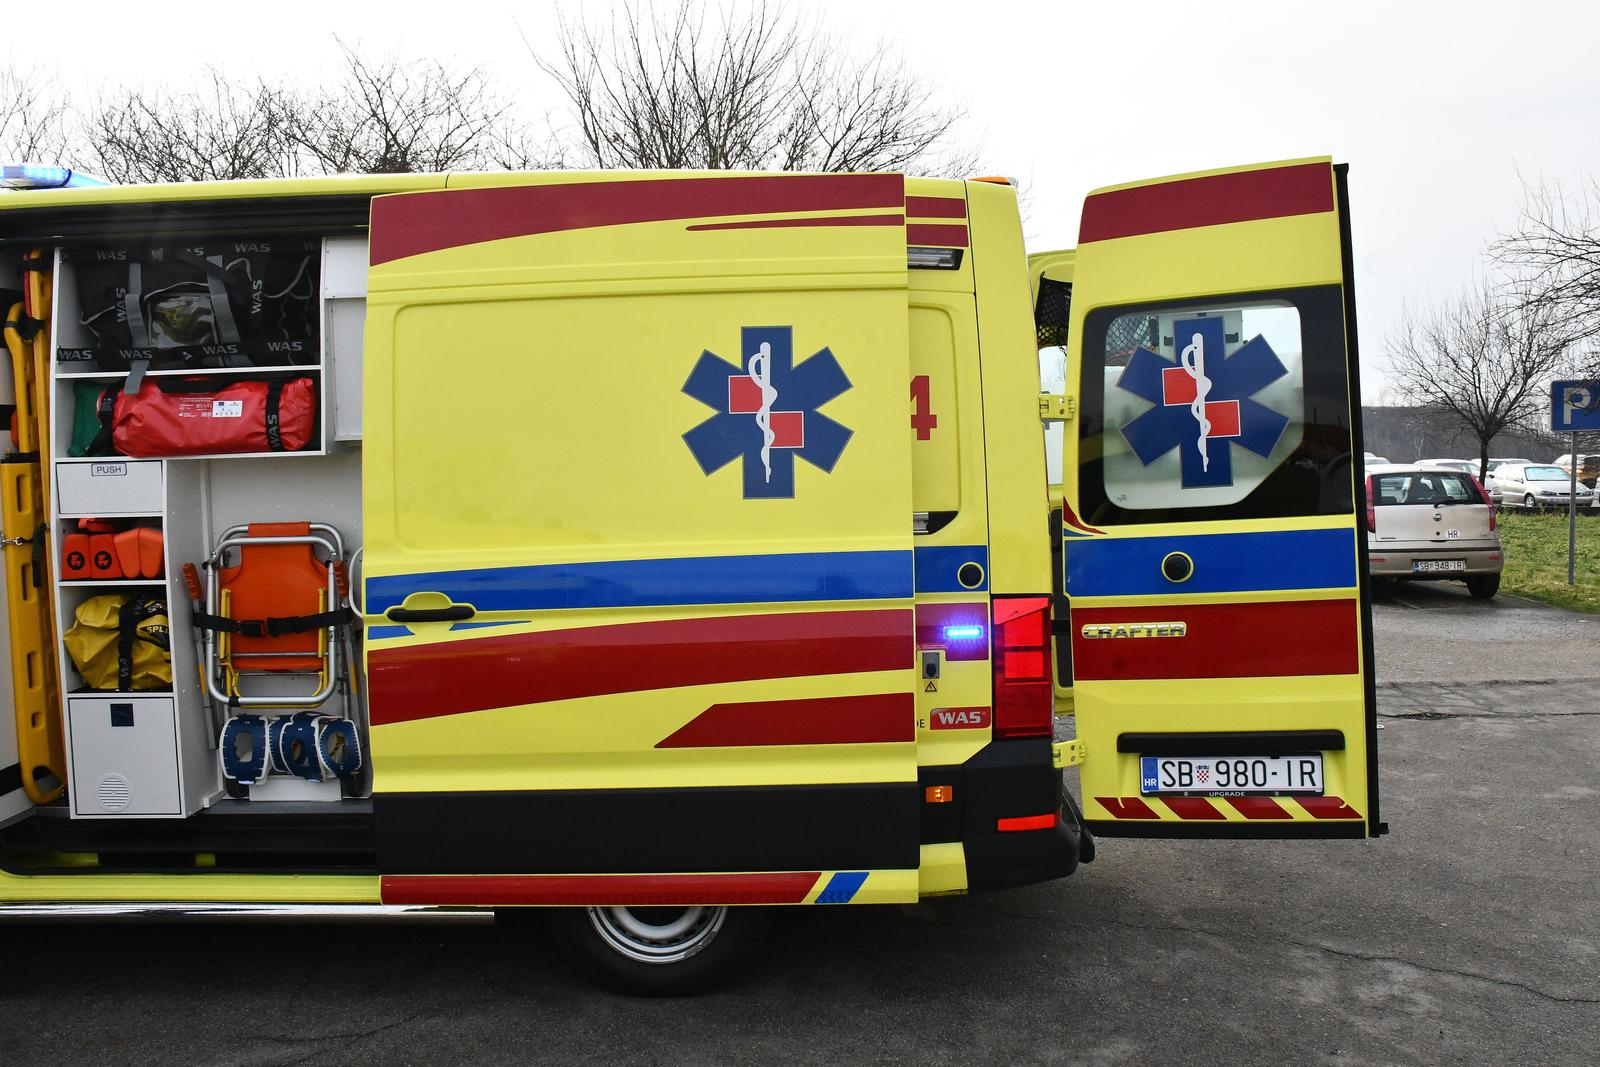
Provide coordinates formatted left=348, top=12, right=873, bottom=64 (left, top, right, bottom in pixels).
left=1471, top=477, right=1497, bottom=531
left=991, top=595, right=1052, bottom=738
left=1365, top=475, right=1376, bottom=533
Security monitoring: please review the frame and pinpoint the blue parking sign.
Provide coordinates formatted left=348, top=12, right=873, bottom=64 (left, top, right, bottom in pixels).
left=1552, top=380, right=1600, bottom=432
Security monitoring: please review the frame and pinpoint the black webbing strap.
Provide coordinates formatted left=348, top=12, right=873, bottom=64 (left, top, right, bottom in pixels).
left=29, top=523, right=46, bottom=589
left=20, top=256, right=49, bottom=275
left=86, top=388, right=117, bottom=457
left=265, top=379, right=285, bottom=451
left=116, top=597, right=140, bottom=691
left=190, top=606, right=352, bottom=639
left=2, top=313, right=45, bottom=343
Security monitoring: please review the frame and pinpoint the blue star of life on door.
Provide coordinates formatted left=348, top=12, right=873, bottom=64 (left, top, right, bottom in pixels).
left=682, top=326, right=853, bottom=499
left=1116, top=316, right=1291, bottom=489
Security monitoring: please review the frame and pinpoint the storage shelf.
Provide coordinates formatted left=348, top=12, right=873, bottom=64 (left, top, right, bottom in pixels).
left=60, top=579, right=167, bottom=587
left=57, top=364, right=323, bottom=381
left=57, top=449, right=327, bottom=464
left=68, top=687, right=174, bottom=696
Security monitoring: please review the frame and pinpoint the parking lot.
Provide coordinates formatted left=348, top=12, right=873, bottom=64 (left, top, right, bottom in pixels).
left=2, top=583, right=1597, bottom=1066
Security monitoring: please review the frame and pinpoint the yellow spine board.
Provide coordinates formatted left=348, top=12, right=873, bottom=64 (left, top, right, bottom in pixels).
left=3, top=298, right=64, bottom=803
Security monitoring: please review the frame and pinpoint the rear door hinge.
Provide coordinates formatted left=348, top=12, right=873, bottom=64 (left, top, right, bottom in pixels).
left=1052, top=738, right=1085, bottom=768
left=1039, top=394, right=1074, bottom=422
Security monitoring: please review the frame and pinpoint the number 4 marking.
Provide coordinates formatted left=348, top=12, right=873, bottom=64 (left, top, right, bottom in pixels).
left=910, top=375, right=938, bottom=440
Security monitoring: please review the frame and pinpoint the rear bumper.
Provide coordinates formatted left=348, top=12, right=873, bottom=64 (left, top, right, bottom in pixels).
left=1367, top=544, right=1502, bottom=577
left=952, top=737, right=1088, bottom=892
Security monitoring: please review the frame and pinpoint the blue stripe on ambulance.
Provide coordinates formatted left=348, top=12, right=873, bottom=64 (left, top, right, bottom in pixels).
left=912, top=544, right=988, bottom=592
left=366, top=549, right=914, bottom=614
left=816, top=871, right=869, bottom=903
left=1064, top=528, right=1357, bottom=597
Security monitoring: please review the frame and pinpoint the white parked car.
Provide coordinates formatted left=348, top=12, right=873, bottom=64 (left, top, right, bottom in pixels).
left=1419, top=459, right=1479, bottom=475
left=1492, top=463, right=1595, bottom=510
left=1366, top=464, right=1502, bottom=598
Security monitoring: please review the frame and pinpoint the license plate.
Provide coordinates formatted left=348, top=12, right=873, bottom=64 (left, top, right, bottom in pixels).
left=1140, top=755, right=1324, bottom=796
left=1413, top=559, right=1465, bottom=573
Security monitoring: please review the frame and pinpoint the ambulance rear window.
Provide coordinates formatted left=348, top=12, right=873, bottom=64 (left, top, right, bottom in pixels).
left=1076, top=286, right=1354, bottom=526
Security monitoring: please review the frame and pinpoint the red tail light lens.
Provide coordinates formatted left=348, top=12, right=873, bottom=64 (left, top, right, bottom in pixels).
left=1365, top=475, right=1376, bottom=533
left=1471, top=476, right=1496, bottom=531
left=991, top=595, right=1052, bottom=738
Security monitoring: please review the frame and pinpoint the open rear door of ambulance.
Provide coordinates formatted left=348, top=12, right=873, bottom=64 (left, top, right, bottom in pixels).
left=1064, top=159, right=1381, bottom=839
left=360, top=172, right=922, bottom=909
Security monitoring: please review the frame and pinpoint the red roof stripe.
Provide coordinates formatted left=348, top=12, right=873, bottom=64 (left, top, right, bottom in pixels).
left=1070, top=599, right=1359, bottom=682
left=1078, top=161, right=1334, bottom=244
left=906, top=223, right=969, bottom=248
left=905, top=195, right=967, bottom=219
left=368, top=608, right=913, bottom=726
left=381, top=872, right=822, bottom=906
left=370, top=173, right=905, bottom=264
left=656, top=693, right=913, bottom=748
left=686, top=213, right=903, bottom=232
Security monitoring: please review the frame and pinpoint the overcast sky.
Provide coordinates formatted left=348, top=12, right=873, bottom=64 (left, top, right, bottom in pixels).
left=15, top=0, right=1600, bottom=401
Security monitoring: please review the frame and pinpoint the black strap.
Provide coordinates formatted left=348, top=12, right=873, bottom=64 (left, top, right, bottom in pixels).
left=2, top=314, right=45, bottom=343
left=116, top=598, right=139, bottom=691
left=191, top=606, right=352, bottom=638
left=29, top=523, right=46, bottom=589
left=265, top=379, right=284, bottom=451
left=20, top=256, right=49, bottom=274
left=87, top=388, right=117, bottom=457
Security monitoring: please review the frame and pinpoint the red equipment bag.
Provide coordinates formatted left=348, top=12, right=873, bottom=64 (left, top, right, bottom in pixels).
left=112, top=377, right=316, bottom=458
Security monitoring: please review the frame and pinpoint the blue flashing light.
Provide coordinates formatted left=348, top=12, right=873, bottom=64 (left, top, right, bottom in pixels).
left=1, top=164, right=108, bottom=190
left=943, top=624, right=985, bottom=641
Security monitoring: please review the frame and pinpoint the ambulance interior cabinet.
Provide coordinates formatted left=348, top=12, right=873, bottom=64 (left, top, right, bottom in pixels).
left=65, top=696, right=209, bottom=818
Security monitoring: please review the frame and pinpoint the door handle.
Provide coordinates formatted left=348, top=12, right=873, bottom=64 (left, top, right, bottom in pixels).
left=384, top=604, right=476, bottom=624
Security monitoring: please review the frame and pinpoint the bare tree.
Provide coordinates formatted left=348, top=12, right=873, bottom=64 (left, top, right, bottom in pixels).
left=85, top=70, right=297, bottom=183
left=537, top=1, right=975, bottom=174
left=289, top=42, right=545, bottom=174
left=1388, top=281, right=1578, bottom=480
left=1492, top=177, right=1600, bottom=377
left=0, top=67, right=75, bottom=166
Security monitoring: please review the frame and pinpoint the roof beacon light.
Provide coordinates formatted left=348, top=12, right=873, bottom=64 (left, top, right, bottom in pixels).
left=1, top=164, right=107, bottom=190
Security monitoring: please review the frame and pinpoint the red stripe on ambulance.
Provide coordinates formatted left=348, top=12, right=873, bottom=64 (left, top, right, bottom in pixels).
left=686, top=213, right=903, bottom=232
left=368, top=609, right=913, bottom=726
left=1070, top=599, right=1360, bottom=681
left=370, top=173, right=904, bottom=264
left=381, top=872, right=822, bottom=906
left=656, top=693, right=914, bottom=748
left=1294, top=795, right=1363, bottom=819
left=1163, top=797, right=1226, bottom=820
left=1225, top=796, right=1292, bottom=820
left=1095, top=796, right=1160, bottom=819
left=1078, top=161, right=1334, bottom=244
left=905, top=196, right=967, bottom=219
left=906, top=223, right=968, bottom=247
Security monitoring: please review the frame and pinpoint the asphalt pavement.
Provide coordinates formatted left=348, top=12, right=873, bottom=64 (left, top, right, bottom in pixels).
left=2, top=581, right=1597, bottom=1065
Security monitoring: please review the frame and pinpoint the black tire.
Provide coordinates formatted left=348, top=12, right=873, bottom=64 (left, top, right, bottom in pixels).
left=545, top=904, right=773, bottom=995
left=1466, top=573, right=1500, bottom=599
left=1524, top=493, right=1537, bottom=511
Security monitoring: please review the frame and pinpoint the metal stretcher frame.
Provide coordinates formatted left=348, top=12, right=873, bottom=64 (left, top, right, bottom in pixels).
left=202, top=522, right=347, bottom=710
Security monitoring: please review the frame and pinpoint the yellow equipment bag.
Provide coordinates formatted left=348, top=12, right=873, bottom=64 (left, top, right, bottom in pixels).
left=64, top=594, right=172, bottom=691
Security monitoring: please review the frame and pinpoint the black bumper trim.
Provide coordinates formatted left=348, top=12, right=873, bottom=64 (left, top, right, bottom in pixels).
left=1117, top=730, right=1345, bottom=756
left=1087, top=819, right=1366, bottom=840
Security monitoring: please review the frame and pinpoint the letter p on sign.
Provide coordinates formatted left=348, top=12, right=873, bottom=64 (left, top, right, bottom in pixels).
left=1552, top=380, right=1600, bottom=432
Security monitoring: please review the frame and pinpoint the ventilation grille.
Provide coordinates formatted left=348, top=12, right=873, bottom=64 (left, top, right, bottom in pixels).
left=96, top=774, right=132, bottom=813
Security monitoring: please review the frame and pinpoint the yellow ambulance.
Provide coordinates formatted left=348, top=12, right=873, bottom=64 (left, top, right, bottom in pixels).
left=0, top=158, right=1379, bottom=992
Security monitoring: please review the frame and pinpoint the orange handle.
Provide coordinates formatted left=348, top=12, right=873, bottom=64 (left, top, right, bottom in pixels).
left=182, top=562, right=202, bottom=602
left=333, top=560, right=350, bottom=601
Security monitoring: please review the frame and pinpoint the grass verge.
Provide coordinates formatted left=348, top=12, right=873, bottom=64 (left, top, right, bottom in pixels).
left=1496, top=509, right=1600, bottom=613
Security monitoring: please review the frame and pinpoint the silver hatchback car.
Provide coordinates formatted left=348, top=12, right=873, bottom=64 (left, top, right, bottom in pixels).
left=1366, top=465, right=1503, bottom=598
left=1492, top=463, right=1595, bottom=510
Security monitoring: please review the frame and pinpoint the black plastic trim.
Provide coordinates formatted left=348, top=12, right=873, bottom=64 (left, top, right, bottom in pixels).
left=1087, top=819, right=1367, bottom=840
left=1117, top=730, right=1345, bottom=756
left=0, top=761, right=21, bottom=795
left=959, top=738, right=1081, bottom=891
left=917, top=765, right=963, bottom=843
left=374, top=783, right=920, bottom=875
left=1335, top=162, right=1384, bottom=838
left=0, top=194, right=374, bottom=245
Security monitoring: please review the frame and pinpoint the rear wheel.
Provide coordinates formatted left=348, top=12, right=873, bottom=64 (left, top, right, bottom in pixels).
left=1466, top=573, right=1500, bottom=599
left=546, top=904, right=773, bottom=995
